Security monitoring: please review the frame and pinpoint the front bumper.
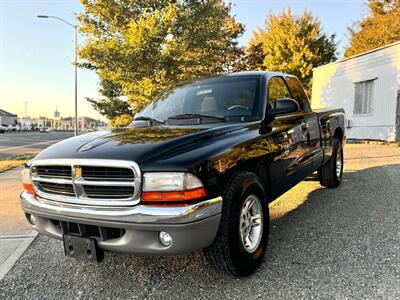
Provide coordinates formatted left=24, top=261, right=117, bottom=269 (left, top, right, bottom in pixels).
left=20, top=191, right=222, bottom=255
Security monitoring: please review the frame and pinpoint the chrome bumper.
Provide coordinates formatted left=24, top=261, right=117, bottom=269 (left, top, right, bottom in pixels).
left=20, top=191, right=222, bottom=255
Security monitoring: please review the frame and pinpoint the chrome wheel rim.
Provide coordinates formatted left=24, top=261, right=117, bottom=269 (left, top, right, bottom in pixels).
left=336, top=148, right=342, bottom=178
left=239, top=194, right=263, bottom=253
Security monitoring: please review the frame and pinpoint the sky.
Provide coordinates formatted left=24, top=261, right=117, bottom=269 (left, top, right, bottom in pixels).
left=0, top=0, right=367, bottom=120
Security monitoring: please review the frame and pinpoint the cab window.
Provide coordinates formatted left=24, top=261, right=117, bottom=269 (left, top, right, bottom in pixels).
left=285, top=76, right=311, bottom=112
left=268, top=76, right=291, bottom=107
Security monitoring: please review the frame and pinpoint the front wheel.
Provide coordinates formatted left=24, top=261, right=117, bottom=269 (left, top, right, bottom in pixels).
left=318, top=139, right=343, bottom=188
left=204, top=172, right=269, bottom=276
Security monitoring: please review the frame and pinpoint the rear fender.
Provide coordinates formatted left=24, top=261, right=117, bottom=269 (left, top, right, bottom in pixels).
left=318, top=110, right=345, bottom=165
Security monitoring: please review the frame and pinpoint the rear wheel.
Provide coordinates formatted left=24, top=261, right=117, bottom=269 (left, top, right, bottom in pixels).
left=318, top=139, right=343, bottom=188
left=204, top=172, right=269, bottom=276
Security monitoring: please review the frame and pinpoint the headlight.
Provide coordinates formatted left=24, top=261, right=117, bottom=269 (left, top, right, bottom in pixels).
left=142, top=172, right=206, bottom=202
left=21, top=164, right=36, bottom=195
left=143, top=172, right=203, bottom=191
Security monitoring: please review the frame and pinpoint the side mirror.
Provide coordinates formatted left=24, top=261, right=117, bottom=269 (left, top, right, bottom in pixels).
left=268, top=98, right=300, bottom=120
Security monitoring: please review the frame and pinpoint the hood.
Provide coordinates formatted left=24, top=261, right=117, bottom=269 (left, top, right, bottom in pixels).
left=33, top=123, right=249, bottom=164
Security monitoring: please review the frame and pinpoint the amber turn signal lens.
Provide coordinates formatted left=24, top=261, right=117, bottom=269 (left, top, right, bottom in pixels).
left=142, top=187, right=207, bottom=202
left=22, top=183, right=36, bottom=195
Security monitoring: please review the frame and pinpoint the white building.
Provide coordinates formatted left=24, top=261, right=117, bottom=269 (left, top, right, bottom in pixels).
left=0, top=109, right=17, bottom=126
left=312, top=41, right=400, bottom=141
left=18, top=116, right=35, bottom=130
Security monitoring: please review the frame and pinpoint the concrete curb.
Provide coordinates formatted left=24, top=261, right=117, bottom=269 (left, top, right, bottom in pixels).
left=0, top=232, right=38, bottom=281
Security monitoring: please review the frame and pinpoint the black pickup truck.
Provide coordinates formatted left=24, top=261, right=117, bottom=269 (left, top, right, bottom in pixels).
left=21, top=72, right=345, bottom=276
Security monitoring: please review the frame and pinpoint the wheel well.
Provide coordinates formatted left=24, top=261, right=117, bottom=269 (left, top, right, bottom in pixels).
left=334, top=127, right=343, bottom=141
left=218, top=161, right=271, bottom=202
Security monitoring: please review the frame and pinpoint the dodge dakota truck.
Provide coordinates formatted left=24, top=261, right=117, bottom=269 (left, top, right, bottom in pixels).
left=20, top=72, right=345, bottom=276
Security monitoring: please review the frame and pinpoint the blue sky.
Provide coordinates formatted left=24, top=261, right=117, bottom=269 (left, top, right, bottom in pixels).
left=0, top=0, right=366, bottom=119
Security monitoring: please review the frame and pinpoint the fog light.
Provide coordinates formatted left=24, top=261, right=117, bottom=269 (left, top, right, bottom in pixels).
left=159, top=231, right=173, bottom=247
left=27, top=214, right=36, bottom=225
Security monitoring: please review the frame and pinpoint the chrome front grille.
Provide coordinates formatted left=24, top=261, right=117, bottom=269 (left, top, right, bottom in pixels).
left=30, top=159, right=141, bottom=207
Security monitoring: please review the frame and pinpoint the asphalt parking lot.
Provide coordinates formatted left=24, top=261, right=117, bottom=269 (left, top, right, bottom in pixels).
left=0, top=132, right=74, bottom=158
left=1, top=143, right=400, bottom=299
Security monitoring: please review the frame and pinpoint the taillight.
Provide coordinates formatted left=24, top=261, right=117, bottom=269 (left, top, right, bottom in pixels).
left=141, top=172, right=207, bottom=203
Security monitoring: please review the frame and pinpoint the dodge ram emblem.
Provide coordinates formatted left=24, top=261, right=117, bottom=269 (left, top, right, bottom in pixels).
left=73, top=166, right=82, bottom=179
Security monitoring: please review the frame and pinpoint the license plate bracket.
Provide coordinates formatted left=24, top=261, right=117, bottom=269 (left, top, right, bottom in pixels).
left=63, top=234, right=104, bottom=262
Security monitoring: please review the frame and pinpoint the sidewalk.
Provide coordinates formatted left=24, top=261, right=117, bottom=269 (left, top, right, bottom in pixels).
left=0, top=167, right=37, bottom=280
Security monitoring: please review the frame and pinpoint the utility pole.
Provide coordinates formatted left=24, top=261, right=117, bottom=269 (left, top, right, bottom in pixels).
left=24, top=101, right=28, bottom=130
left=74, top=25, right=78, bottom=136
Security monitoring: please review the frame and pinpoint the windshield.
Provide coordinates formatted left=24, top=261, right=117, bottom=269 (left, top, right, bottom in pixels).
left=135, top=75, right=261, bottom=123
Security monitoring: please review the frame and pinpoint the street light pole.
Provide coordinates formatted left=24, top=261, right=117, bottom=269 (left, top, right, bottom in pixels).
left=74, top=25, right=78, bottom=136
left=37, top=15, right=79, bottom=136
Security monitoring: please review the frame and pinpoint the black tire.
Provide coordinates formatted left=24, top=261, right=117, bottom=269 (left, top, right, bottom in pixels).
left=204, top=172, right=269, bottom=276
left=318, top=139, right=343, bottom=188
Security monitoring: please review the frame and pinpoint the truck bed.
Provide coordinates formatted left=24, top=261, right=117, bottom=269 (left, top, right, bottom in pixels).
left=314, top=107, right=345, bottom=119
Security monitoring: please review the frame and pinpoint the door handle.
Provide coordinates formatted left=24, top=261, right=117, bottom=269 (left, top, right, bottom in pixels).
left=301, top=122, right=308, bottom=131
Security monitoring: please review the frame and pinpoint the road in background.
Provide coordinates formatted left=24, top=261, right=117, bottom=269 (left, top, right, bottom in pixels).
left=1, top=144, right=400, bottom=298
left=0, top=132, right=74, bottom=158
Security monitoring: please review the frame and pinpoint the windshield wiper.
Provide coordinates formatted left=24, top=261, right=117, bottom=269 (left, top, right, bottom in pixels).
left=134, top=116, right=165, bottom=124
left=167, top=113, right=225, bottom=122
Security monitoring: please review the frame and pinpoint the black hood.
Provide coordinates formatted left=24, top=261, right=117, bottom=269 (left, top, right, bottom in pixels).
left=33, top=123, right=249, bottom=164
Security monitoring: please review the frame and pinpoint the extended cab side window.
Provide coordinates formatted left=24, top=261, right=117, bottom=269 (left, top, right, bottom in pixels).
left=285, top=77, right=311, bottom=112
left=268, top=77, right=291, bottom=107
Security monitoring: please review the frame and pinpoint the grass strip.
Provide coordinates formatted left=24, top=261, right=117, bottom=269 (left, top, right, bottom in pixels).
left=0, top=153, right=37, bottom=173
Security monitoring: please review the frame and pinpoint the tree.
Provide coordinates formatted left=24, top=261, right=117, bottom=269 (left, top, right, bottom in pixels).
left=233, top=42, right=264, bottom=72
left=78, top=0, right=244, bottom=112
left=245, top=8, right=336, bottom=89
left=86, top=79, right=133, bottom=127
left=345, top=0, right=400, bottom=57
left=244, top=42, right=265, bottom=71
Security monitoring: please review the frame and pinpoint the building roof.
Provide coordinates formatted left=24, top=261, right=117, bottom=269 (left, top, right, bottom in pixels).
left=313, top=40, right=400, bottom=71
left=0, top=108, right=17, bottom=117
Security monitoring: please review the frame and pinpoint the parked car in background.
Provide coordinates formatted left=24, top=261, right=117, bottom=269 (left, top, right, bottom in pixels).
left=0, top=125, right=6, bottom=133
left=40, top=127, right=51, bottom=133
left=20, top=72, right=345, bottom=276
